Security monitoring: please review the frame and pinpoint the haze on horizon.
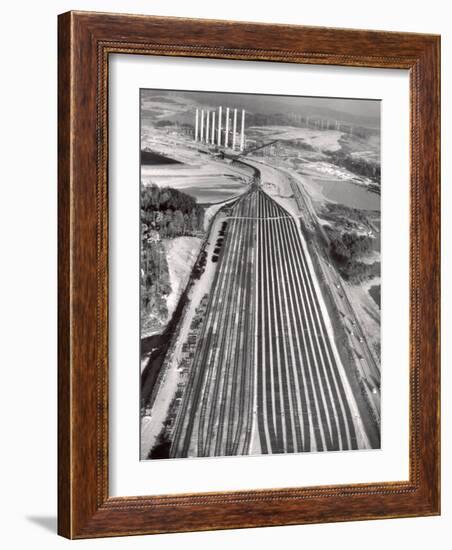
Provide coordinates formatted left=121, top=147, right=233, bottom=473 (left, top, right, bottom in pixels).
left=141, top=88, right=381, bottom=129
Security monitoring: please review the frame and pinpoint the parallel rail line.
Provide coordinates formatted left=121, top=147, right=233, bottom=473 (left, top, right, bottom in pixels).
left=170, top=166, right=370, bottom=457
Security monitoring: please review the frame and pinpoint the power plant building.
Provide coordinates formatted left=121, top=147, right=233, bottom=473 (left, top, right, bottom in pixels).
left=194, top=106, right=246, bottom=151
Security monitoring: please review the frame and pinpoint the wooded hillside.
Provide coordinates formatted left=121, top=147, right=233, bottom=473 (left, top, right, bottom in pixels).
left=140, top=184, right=205, bottom=335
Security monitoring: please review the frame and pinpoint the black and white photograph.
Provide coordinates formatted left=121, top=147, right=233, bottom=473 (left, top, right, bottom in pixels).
left=140, top=89, right=381, bottom=460
left=1, top=0, right=445, bottom=545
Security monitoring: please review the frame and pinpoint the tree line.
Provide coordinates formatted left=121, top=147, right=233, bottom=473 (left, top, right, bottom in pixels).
left=328, top=229, right=379, bottom=282
left=326, top=150, right=381, bottom=184
left=141, top=241, right=170, bottom=334
left=140, top=184, right=205, bottom=333
left=141, top=184, right=205, bottom=239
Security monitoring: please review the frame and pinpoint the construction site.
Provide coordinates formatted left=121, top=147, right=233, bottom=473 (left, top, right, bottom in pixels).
left=140, top=90, right=381, bottom=460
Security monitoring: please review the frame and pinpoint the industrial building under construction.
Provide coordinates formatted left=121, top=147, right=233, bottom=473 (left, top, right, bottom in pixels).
left=194, top=107, right=246, bottom=151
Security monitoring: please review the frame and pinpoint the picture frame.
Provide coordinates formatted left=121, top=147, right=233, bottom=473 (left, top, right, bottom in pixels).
left=58, top=10, right=440, bottom=538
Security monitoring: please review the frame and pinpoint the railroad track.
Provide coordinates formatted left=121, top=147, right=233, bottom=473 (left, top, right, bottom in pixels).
left=256, top=190, right=362, bottom=452
left=170, top=167, right=371, bottom=458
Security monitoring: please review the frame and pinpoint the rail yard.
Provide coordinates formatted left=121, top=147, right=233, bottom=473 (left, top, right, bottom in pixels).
left=140, top=94, right=381, bottom=459
left=170, top=170, right=370, bottom=457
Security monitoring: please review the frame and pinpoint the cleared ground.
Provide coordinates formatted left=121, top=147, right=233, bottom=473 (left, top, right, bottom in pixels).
left=164, top=237, right=202, bottom=324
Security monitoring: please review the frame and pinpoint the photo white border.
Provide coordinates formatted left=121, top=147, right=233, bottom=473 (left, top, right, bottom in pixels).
left=109, top=54, right=410, bottom=497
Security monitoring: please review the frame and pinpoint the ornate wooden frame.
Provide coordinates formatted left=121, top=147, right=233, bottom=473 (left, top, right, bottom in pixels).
left=58, top=11, right=440, bottom=538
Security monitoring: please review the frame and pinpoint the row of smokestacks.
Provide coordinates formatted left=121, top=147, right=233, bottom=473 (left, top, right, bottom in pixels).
left=194, top=107, right=245, bottom=151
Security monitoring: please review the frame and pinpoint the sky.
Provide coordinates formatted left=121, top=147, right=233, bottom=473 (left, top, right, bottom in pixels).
left=141, top=88, right=380, bottom=128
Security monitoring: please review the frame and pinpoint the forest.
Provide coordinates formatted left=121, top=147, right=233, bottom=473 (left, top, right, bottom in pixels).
left=141, top=241, right=171, bottom=336
left=327, top=228, right=379, bottom=282
left=326, top=150, right=381, bottom=184
left=141, top=184, right=205, bottom=238
left=140, top=184, right=205, bottom=334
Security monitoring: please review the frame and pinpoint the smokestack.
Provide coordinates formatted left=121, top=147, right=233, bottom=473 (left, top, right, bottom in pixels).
left=200, top=110, right=204, bottom=142
left=232, top=109, right=238, bottom=150
left=195, top=109, right=199, bottom=141
left=217, top=106, right=222, bottom=146
left=225, top=107, right=230, bottom=148
left=206, top=111, right=210, bottom=144
left=240, top=109, right=245, bottom=151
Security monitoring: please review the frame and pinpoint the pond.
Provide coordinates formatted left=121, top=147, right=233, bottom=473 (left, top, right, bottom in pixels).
left=312, top=177, right=380, bottom=211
